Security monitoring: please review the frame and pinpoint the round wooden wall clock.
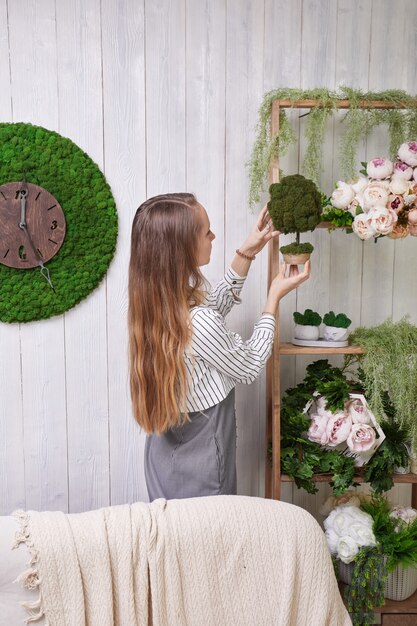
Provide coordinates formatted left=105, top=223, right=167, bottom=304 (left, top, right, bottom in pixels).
left=0, top=123, right=118, bottom=323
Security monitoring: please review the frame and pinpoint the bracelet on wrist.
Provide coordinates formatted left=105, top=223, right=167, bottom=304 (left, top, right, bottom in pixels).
left=236, top=248, right=256, bottom=261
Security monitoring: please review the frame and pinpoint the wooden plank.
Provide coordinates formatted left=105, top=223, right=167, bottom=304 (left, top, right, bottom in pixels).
left=225, top=0, right=265, bottom=496
left=7, top=0, right=68, bottom=512
left=101, top=0, right=148, bottom=505
left=56, top=0, right=110, bottom=513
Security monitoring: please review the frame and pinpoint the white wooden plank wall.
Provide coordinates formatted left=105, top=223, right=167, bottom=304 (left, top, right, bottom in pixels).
left=1, top=0, right=417, bottom=516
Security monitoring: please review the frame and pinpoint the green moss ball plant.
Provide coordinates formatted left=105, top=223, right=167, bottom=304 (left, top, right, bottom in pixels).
left=293, top=309, right=322, bottom=326
left=268, top=174, right=322, bottom=264
left=0, top=122, right=118, bottom=323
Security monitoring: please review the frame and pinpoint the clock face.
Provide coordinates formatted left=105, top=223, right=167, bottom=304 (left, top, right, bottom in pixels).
left=0, top=181, right=66, bottom=269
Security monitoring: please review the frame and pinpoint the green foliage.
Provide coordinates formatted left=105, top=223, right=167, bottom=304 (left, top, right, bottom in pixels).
left=364, top=420, right=409, bottom=493
left=248, top=86, right=417, bottom=207
left=0, top=123, right=118, bottom=322
left=321, top=207, right=354, bottom=229
left=345, top=546, right=387, bottom=626
left=268, top=174, right=322, bottom=233
left=293, top=308, right=322, bottom=326
left=348, top=318, right=417, bottom=450
left=323, top=311, right=352, bottom=329
left=280, top=242, right=314, bottom=255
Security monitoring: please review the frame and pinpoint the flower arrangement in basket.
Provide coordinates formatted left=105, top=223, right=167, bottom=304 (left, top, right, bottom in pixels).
left=322, top=140, right=417, bottom=240
left=322, top=492, right=417, bottom=626
left=279, top=359, right=410, bottom=495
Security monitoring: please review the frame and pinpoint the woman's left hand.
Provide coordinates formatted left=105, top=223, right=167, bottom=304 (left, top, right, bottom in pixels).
left=238, top=204, right=279, bottom=256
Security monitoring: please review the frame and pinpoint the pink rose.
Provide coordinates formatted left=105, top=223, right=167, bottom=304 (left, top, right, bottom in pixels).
left=388, top=194, right=405, bottom=213
left=352, top=213, right=377, bottom=240
left=393, top=161, right=413, bottom=180
left=398, top=141, right=417, bottom=167
left=363, top=182, right=389, bottom=210
left=346, top=399, right=371, bottom=425
left=308, top=413, right=330, bottom=445
left=326, top=412, right=352, bottom=447
left=367, top=205, right=398, bottom=236
left=367, top=157, right=393, bottom=180
left=346, top=424, right=376, bottom=453
left=388, top=222, right=409, bottom=239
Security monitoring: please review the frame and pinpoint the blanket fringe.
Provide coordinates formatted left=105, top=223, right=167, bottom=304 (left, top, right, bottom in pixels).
left=12, top=509, right=48, bottom=625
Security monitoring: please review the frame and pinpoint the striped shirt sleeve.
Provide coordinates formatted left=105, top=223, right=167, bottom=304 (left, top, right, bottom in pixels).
left=204, top=267, right=246, bottom=317
left=190, top=308, right=276, bottom=384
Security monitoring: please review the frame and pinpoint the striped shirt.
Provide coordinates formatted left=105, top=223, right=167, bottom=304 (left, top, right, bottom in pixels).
left=184, top=267, right=276, bottom=411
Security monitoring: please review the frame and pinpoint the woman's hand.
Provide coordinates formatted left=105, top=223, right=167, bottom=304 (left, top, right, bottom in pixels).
left=238, top=204, right=279, bottom=257
left=263, top=261, right=311, bottom=315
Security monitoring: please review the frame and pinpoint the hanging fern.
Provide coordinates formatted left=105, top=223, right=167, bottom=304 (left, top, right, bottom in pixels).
left=248, top=87, right=417, bottom=208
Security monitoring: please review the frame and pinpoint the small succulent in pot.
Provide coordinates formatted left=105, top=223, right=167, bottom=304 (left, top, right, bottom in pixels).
left=322, top=311, right=352, bottom=342
left=268, top=174, right=322, bottom=265
left=293, top=308, right=322, bottom=341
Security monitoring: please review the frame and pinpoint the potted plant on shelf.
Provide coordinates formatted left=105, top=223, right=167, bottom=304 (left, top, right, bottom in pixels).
left=268, top=174, right=322, bottom=264
left=322, top=311, right=352, bottom=342
left=293, top=308, right=322, bottom=341
left=323, top=492, right=417, bottom=626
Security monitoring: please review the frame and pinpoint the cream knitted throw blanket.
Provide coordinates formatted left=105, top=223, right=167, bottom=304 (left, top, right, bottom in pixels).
left=14, top=495, right=351, bottom=626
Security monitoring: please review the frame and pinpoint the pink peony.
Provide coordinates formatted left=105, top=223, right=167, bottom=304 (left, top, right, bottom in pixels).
left=409, top=223, right=417, bottom=237
left=414, top=168, right=417, bottom=183
left=346, top=424, right=376, bottom=453
left=398, top=141, right=417, bottom=167
left=390, top=506, right=417, bottom=529
left=326, top=412, right=352, bottom=447
left=367, top=205, right=398, bottom=236
left=389, top=176, right=410, bottom=196
left=393, top=160, right=413, bottom=180
left=352, top=213, right=377, bottom=240
left=363, top=181, right=389, bottom=210
left=388, top=222, right=409, bottom=239
left=408, top=208, right=417, bottom=225
left=351, top=176, right=369, bottom=195
left=331, top=181, right=355, bottom=210
left=387, top=194, right=405, bottom=213
left=367, top=157, right=393, bottom=180
left=346, top=399, right=371, bottom=425
left=308, top=413, right=330, bottom=445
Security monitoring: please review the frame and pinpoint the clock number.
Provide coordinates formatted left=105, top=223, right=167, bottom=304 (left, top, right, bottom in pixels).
left=15, top=189, right=27, bottom=200
left=51, top=220, right=58, bottom=230
left=35, top=191, right=41, bottom=201
left=3, top=249, right=9, bottom=258
left=0, top=191, right=7, bottom=200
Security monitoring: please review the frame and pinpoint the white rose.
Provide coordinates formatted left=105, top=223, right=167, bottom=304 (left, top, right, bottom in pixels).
left=367, top=205, right=398, bottom=236
left=398, top=141, right=417, bottom=167
left=346, top=522, right=376, bottom=548
left=393, top=160, right=413, bottom=180
left=352, top=213, right=377, bottom=240
left=367, top=157, right=393, bottom=180
left=389, top=176, right=410, bottom=195
left=337, top=536, right=360, bottom=564
left=331, top=181, right=355, bottom=210
left=351, top=176, right=369, bottom=195
left=325, top=528, right=339, bottom=553
left=363, top=182, right=389, bottom=210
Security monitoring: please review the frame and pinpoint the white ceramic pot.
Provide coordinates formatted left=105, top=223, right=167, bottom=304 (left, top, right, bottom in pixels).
left=322, top=325, right=350, bottom=342
left=339, top=560, right=417, bottom=601
left=294, top=324, right=320, bottom=341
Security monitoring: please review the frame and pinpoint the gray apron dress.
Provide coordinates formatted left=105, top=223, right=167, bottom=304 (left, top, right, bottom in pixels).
left=144, top=389, right=236, bottom=500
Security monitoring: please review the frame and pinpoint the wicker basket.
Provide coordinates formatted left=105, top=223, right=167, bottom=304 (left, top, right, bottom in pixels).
left=339, top=560, right=417, bottom=601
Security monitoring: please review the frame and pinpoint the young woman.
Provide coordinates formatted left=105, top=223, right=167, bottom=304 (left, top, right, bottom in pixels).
left=128, top=193, right=310, bottom=501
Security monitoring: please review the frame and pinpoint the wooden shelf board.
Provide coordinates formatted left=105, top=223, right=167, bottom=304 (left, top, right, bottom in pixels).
left=281, top=473, right=417, bottom=484
left=279, top=342, right=364, bottom=355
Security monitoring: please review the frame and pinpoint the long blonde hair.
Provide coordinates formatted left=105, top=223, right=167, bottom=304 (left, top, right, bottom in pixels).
left=128, top=193, right=206, bottom=433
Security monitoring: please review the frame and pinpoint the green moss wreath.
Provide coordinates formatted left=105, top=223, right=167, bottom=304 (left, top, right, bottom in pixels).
left=0, top=123, right=118, bottom=323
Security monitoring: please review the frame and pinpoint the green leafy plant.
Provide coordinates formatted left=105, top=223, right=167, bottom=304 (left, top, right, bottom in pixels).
left=347, top=318, right=417, bottom=450
left=279, top=242, right=314, bottom=255
left=345, top=546, right=387, bottom=626
left=293, top=309, right=322, bottom=326
left=321, top=206, right=355, bottom=229
left=249, top=86, right=417, bottom=207
left=323, top=311, right=352, bottom=329
left=364, top=419, right=409, bottom=493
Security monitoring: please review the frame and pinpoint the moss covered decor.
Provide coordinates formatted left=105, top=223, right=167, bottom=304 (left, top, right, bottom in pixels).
left=0, top=123, right=118, bottom=323
left=249, top=87, right=417, bottom=206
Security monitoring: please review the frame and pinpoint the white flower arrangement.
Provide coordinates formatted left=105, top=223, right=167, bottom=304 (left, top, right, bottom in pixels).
left=324, top=504, right=376, bottom=563
left=306, top=393, right=385, bottom=466
left=327, top=141, right=417, bottom=240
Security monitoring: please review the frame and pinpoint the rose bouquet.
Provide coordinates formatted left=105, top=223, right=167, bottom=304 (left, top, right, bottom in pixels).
left=322, top=140, right=417, bottom=240
left=322, top=493, right=417, bottom=625
left=307, top=393, right=385, bottom=466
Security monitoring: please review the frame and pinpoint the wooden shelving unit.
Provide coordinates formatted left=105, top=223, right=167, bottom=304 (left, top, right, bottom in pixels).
left=264, top=97, right=417, bottom=618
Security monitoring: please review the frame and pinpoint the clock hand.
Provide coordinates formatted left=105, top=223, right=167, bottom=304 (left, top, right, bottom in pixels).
left=19, top=189, right=27, bottom=229
left=20, top=224, right=55, bottom=291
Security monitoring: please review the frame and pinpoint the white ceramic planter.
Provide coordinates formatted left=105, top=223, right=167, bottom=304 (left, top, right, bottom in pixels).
left=294, top=324, right=320, bottom=341
left=322, top=325, right=350, bottom=341
left=339, top=560, right=417, bottom=601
